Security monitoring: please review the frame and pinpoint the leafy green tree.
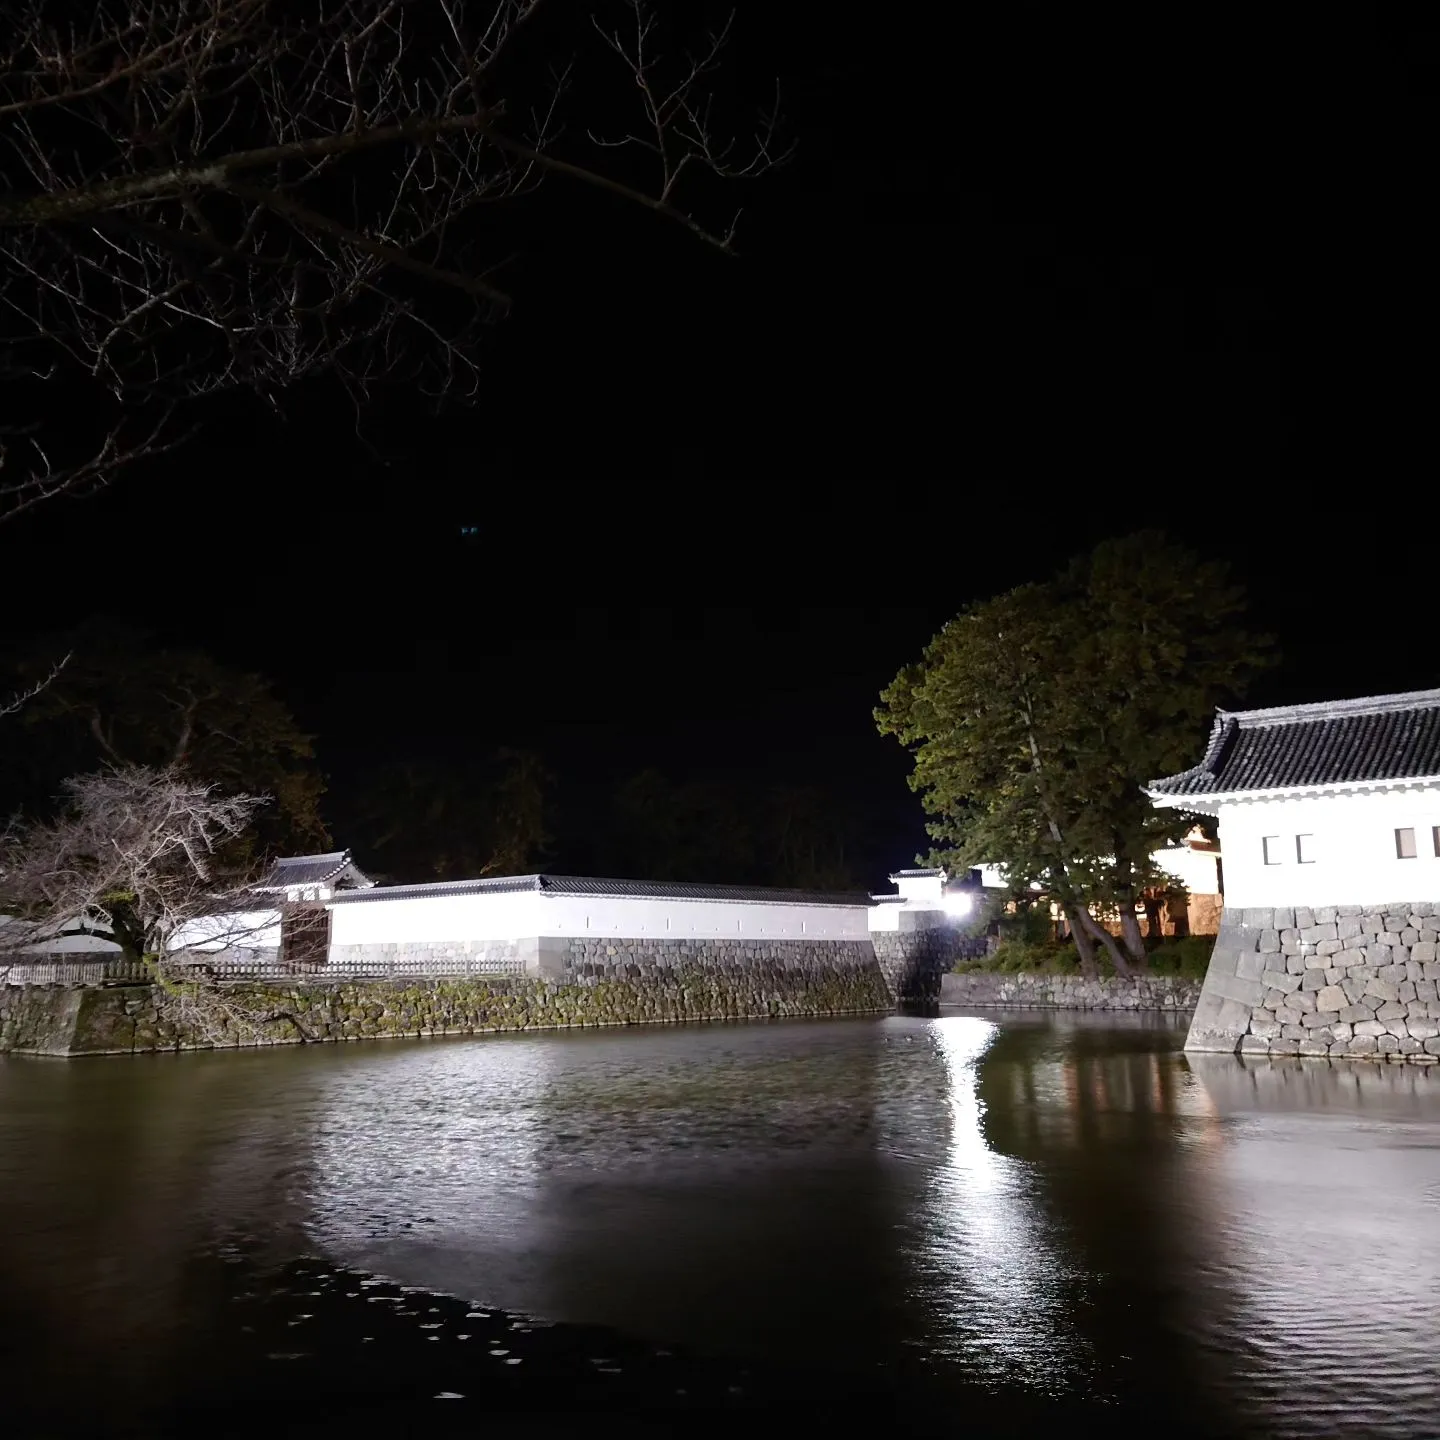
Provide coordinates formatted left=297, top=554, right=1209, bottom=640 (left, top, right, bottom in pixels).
left=13, top=620, right=325, bottom=851
left=876, top=533, right=1272, bottom=974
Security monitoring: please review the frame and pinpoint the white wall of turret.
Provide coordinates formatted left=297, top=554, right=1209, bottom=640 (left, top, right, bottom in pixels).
left=1214, top=783, right=1440, bottom=909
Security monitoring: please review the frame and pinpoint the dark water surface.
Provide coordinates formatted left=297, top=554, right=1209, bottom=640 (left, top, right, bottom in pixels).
left=3, top=1011, right=1440, bottom=1437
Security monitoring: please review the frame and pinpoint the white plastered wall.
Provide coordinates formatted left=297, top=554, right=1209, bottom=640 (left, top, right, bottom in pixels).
left=327, top=888, right=872, bottom=946
left=1216, top=783, right=1440, bottom=908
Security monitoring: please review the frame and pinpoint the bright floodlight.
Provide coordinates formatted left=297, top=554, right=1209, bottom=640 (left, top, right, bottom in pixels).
left=943, top=891, right=973, bottom=917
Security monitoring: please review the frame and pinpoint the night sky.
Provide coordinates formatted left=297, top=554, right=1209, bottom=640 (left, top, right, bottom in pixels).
left=3, top=9, right=1436, bottom=884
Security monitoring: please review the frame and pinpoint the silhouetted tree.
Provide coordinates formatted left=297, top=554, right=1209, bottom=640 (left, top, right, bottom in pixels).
left=348, top=748, right=552, bottom=881
left=763, top=783, right=862, bottom=890
left=610, top=767, right=753, bottom=881
left=11, top=619, right=325, bottom=850
left=607, top=770, right=861, bottom=888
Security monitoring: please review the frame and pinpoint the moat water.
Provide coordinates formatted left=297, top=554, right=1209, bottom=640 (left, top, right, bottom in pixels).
left=3, top=1010, right=1440, bottom=1437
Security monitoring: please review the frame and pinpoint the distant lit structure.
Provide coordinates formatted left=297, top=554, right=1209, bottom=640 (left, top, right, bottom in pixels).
left=868, top=868, right=980, bottom=931
left=970, top=831, right=1224, bottom=940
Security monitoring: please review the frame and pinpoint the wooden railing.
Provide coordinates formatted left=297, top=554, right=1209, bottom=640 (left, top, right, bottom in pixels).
left=3, top=952, right=526, bottom=985
left=178, top=954, right=528, bottom=981
left=0, top=955, right=152, bottom=986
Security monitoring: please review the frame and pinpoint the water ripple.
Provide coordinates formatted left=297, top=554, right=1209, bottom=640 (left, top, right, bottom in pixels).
left=2, top=1014, right=1440, bottom=1434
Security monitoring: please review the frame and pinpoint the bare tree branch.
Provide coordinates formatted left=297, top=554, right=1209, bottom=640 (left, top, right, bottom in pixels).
left=0, top=649, right=66, bottom=717
left=0, top=0, right=791, bottom=519
left=0, top=405, right=188, bottom=522
left=0, top=114, right=508, bottom=225
left=221, top=178, right=513, bottom=307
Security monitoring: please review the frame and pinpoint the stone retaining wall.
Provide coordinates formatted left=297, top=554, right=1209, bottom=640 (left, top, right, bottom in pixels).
left=558, top=935, right=876, bottom=977
left=1, top=940, right=892, bottom=1055
left=940, top=971, right=1202, bottom=1010
left=872, top=920, right=984, bottom=1005
left=0, top=984, right=89, bottom=1053
left=1186, top=903, right=1440, bottom=1063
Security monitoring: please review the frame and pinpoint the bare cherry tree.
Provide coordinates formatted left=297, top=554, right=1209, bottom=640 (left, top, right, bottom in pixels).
left=0, top=766, right=301, bottom=1038
left=0, top=0, right=790, bottom=518
left=0, top=765, right=262, bottom=957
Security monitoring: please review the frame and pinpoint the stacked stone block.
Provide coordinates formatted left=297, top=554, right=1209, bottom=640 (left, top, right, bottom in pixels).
left=1188, top=904, right=1440, bottom=1063
left=872, top=921, right=981, bottom=1004
left=940, top=972, right=1201, bottom=1010
left=561, top=936, right=875, bottom=976
left=0, top=937, right=893, bottom=1055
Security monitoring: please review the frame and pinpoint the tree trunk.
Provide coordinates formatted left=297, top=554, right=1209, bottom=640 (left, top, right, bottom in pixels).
left=1065, top=903, right=1100, bottom=979
left=1118, top=899, right=1149, bottom=970
left=1110, top=849, right=1147, bottom=969
left=1143, top=892, right=1166, bottom=939
left=1168, top=891, right=1191, bottom=938
left=104, top=904, right=148, bottom=966
left=1077, top=907, right=1133, bottom=977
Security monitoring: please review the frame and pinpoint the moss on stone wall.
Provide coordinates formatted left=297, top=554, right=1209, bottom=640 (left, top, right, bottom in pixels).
left=2, top=955, right=894, bottom=1056
left=0, top=985, right=87, bottom=1055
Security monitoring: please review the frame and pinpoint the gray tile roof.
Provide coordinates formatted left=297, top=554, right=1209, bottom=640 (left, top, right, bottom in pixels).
left=253, top=851, right=374, bottom=891
left=1149, top=689, right=1440, bottom=800
left=327, top=874, right=873, bottom=908
left=889, top=868, right=944, bottom=879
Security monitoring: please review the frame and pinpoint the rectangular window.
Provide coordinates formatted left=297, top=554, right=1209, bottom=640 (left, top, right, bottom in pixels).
left=1295, top=834, right=1315, bottom=864
left=1396, top=827, right=1417, bottom=859
left=1434, top=826, right=1440, bottom=858
left=1262, top=836, right=1283, bottom=865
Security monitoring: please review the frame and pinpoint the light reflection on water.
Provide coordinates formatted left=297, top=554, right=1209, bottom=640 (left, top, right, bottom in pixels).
left=909, top=1017, right=1091, bottom=1392
left=3, top=1012, right=1440, bottom=1434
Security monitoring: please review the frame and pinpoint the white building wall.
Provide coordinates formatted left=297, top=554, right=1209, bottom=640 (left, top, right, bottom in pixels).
left=328, top=890, right=545, bottom=946
left=893, top=874, right=945, bottom=904
left=1217, top=784, right=1440, bottom=908
left=975, top=850, right=1220, bottom=896
left=1152, top=846, right=1221, bottom=896
left=868, top=903, right=905, bottom=933
left=170, top=909, right=284, bottom=951
left=327, top=889, right=872, bottom=947
left=536, top=893, right=869, bottom=940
